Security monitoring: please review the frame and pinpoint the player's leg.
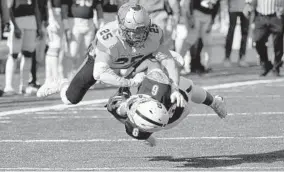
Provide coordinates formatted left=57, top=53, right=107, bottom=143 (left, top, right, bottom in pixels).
left=68, top=18, right=84, bottom=79
left=4, top=24, right=22, bottom=95
left=19, top=29, right=37, bottom=94
left=37, top=27, right=64, bottom=97
left=61, top=55, right=97, bottom=104
left=201, top=15, right=213, bottom=70
left=180, top=78, right=227, bottom=119
left=37, top=51, right=96, bottom=106
left=175, top=23, right=191, bottom=75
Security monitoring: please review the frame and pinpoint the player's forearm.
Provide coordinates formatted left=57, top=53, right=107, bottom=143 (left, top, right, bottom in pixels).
left=95, top=4, right=104, bottom=20
left=34, top=0, right=42, bottom=30
left=9, top=8, right=18, bottom=29
left=169, top=0, right=180, bottom=19
left=93, top=62, right=140, bottom=87
left=161, top=58, right=180, bottom=86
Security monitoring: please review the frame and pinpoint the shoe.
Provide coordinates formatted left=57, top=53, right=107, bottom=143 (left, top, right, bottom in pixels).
left=4, top=88, right=17, bottom=96
left=28, top=82, right=41, bottom=89
left=19, top=85, right=26, bottom=95
left=37, top=79, right=68, bottom=98
left=238, top=59, right=249, bottom=67
left=210, top=95, right=227, bottom=119
left=272, top=61, right=283, bottom=77
left=180, top=67, right=191, bottom=75
left=260, top=61, right=273, bottom=76
left=223, top=59, right=232, bottom=67
left=25, top=85, right=39, bottom=95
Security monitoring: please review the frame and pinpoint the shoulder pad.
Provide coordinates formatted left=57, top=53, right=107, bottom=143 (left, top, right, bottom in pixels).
left=96, top=22, right=119, bottom=51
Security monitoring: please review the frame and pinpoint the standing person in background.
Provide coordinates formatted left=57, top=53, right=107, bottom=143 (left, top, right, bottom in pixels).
left=62, top=0, right=104, bottom=80
left=135, top=0, right=180, bottom=50
left=224, top=0, right=250, bottom=67
left=37, top=0, right=69, bottom=94
left=1, top=0, right=10, bottom=39
left=175, top=0, right=191, bottom=75
left=4, top=0, right=43, bottom=95
left=245, top=0, right=283, bottom=76
left=189, top=0, right=220, bottom=72
left=0, top=0, right=10, bottom=97
left=28, top=0, right=49, bottom=93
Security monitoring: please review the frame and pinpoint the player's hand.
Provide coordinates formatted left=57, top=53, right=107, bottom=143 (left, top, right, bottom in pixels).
left=98, top=18, right=105, bottom=28
left=130, top=72, right=146, bottom=86
left=65, top=29, right=72, bottom=42
left=47, top=21, right=60, bottom=32
left=170, top=90, right=186, bottom=107
left=243, top=4, right=252, bottom=18
left=14, top=27, right=22, bottom=39
left=144, top=136, right=156, bottom=147
left=37, top=28, right=44, bottom=40
left=188, top=15, right=195, bottom=29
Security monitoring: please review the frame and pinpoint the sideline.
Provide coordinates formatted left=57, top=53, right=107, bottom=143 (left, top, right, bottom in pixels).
left=1, top=78, right=284, bottom=117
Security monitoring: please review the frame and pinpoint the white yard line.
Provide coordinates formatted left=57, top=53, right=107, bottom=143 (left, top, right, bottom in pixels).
left=1, top=136, right=284, bottom=143
left=0, top=167, right=284, bottom=171
left=1, top=111, right=283, bottom=119
left=1, top=78, right=284, bottom=117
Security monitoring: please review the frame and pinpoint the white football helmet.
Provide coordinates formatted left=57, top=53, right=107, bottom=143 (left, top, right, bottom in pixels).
left=126, top=94, right=170, bottom=132
left=117, top=3, right=151, bottom=47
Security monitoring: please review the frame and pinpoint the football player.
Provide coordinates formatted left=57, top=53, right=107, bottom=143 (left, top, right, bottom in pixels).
left=37, top=3, right=185, bottom=107
left=61, top=0, right=104, bottom=79
left=106, top=58, right=227, bottom=146
left=38, top=0, right=68, bottom=93
left=4, top=0, right=43, bottom=95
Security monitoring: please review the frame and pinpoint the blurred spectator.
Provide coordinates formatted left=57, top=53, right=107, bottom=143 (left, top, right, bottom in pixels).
left=176, top=0, right=219, bottom=74
left=175, top=0, right=191, bottom=74
left=38, top=0, right=68, bottom=95
left=135, top=0, right=180, bottom=50
left=224, top=0, right=250, bottom=67
left=28, top=0, right=49, bottom=91
left=62, top=0, right=104, bottom=80
left=247, top=0, right=283, bottom=76
left=189, top=0, right=220, bottom=71
left=1, top=0, right=10, bottom=39
left=4, top=0, right=42, bottom=95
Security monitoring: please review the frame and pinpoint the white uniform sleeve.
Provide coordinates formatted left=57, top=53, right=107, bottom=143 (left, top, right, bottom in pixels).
left=93, top=62, right=140, bottom=87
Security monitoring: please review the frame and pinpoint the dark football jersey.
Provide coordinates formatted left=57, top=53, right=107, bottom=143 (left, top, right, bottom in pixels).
left=125, top=77, right=189, bottom=139
left=62, top=0, right=102, bottom=19
left=51, top=0, right=62, bottom=8
left=12, top=0, right=36, bottom=17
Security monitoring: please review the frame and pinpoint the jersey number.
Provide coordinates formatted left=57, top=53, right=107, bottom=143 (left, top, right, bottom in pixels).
left=113, top=55, right=144, bottom=66
left=151, top=85, right=159, bottom=96
left=132, top=128, right=139, bottom=137
left=149, top=24, right=159, bottom=33
left=100, top=29, right=113, bottom=40
left=75, top=0, right=93, bottom=7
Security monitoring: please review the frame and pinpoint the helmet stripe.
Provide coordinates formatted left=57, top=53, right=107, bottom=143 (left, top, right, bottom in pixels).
left=135, top=110, right=164, bottom=127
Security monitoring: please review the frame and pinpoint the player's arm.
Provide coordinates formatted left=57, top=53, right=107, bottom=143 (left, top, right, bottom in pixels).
left=154, top=44, right=180, bottom=89
left=8, top=0, right=17, bottom=29
left=168, top=0, right=180, bottom=25
left=94, top=0, right=104, bottom=27
left=92, top=44, right=145, bottom=87
left=61, top=0, right=70, bottom=30
left=33, top=0, right=43, bottom=38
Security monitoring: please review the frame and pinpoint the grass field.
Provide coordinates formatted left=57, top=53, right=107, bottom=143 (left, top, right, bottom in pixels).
left=1, top=52, right=284, bottom=171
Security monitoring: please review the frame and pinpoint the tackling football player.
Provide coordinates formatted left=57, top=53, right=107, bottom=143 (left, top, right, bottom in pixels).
left=37, top=3, right=185, bottom=107
left=106, top=57, right=227, bottom=146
